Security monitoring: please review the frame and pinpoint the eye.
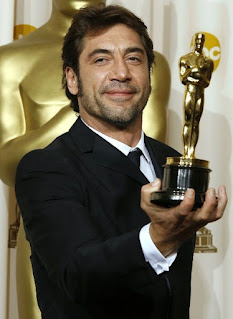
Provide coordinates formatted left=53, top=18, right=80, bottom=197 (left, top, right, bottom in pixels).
left=129, top=56, right=139, bottom=61
left=127, top=56, right=141, bottom=64
left=94, top=57, right=108, bottom=65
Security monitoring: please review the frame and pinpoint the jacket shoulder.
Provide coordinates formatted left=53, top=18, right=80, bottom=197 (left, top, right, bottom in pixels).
left=145, top=136, right=181, bottom=158
left=15, top=132, right=75, bottom=184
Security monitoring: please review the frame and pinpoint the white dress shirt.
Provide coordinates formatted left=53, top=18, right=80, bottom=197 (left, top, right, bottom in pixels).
left=82, top=119, right=176, bottom=274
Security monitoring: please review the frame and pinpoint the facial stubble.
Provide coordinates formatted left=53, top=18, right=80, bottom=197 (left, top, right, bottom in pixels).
left=77, top=75, right=151, bottom=129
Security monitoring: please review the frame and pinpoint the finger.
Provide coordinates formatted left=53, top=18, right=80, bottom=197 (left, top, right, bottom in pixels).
left=215, top=185, right=228, bottom=220
left=176, top=188, right=195, bottom=216
left=205, top=188, right=217, bottom=208
left=195, top=188, right=221, bottom=224
left=194, top=186, right=227, bottom=226
left=192, top=188, right=217, bottom=222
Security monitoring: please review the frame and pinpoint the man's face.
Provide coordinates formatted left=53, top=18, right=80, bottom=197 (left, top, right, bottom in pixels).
left=68, top=24, right=151, bottom=129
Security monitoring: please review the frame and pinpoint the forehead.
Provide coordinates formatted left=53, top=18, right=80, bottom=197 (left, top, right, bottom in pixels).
left=81, top=24, right=145, bottom=56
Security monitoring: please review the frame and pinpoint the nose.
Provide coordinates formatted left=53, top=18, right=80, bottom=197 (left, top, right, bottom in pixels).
left=109, top=57, right=131, bottom=82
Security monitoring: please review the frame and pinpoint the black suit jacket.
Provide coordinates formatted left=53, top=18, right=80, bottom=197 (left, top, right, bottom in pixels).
left=15, top=117, right=195, bottom=319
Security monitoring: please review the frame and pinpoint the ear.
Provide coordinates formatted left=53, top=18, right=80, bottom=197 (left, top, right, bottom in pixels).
left=66, top=67, right=79, bottom=95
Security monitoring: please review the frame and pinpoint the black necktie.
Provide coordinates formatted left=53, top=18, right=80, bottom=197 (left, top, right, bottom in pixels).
left=127, top=148, right=142, bottom=168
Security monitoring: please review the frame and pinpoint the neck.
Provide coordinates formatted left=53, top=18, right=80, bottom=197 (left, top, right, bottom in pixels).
left=81, top=114, right=143, bottom=147
left=194, top=48, right=202, bottom=55
left=44, top=8, right=73, bottom=38
left=46, top=1, right=106, bottom=38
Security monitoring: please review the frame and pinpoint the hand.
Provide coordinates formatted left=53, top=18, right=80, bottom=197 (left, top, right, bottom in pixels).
left=140, top=178, right=227, bottom=257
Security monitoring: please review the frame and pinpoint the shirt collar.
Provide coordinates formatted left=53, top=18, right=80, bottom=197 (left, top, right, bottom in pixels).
left=81, top=118, right=151, bottom=164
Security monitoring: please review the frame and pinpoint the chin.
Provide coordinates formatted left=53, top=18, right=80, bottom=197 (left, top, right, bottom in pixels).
left=103, top=112, right=141, bottom=129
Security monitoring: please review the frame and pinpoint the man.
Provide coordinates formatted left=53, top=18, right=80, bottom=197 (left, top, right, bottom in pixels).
left=15, top=5, right=227, bottom=319
left=0, top=1, right=169, bottom=317
left=179, top=32, right=214, bottom=159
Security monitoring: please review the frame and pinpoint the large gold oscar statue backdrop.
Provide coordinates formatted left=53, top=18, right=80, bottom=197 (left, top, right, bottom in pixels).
left=0, top=1, right=171, bottom=318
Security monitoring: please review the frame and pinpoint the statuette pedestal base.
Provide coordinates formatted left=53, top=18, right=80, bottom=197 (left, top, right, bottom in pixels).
left=151, top=157, right=211, bottom=210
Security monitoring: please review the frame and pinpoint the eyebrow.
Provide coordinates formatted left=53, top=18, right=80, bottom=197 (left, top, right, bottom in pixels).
left=87, top=47, right=145, bottom=60
left=125, top=47, right=145, bottom=55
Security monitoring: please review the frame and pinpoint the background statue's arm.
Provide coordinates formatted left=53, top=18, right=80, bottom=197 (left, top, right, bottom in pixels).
left=0, top=49, right=76, bottom=187
left=142, top=51, right=171, bottom=142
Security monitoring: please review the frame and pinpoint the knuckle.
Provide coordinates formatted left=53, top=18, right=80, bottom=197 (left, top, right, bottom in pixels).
left=195, top=213, right=209, bottom=224
left=179, top=200, right=194, bottom=213
left=140, top=201, right=146, bottom=211
left=141, top=185, right=146, bottom=193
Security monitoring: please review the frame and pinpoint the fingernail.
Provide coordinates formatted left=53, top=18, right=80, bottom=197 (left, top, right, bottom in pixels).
left=151, top=179, right=159, bottom=187
left=220, top=186, right=226, bottom=195
left=186, top=188, right=195, bottom=198
left=209, top=188, right=216, bottom=197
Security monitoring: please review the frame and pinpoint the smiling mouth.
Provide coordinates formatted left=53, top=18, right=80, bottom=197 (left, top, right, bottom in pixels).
left=104, top=89, right=135, bottom=98
left=104, top=92, right=135, bottom=102
left=100, top=83, right=138, bottom=100
left=107, top=90, right=133, bottom=95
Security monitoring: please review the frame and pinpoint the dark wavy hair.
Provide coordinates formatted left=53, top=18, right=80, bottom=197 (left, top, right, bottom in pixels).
left=62, top=4, right=155, bottom=112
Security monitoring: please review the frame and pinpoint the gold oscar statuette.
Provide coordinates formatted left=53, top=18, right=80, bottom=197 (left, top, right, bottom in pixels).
left=151, top=33, right=214, bottom=208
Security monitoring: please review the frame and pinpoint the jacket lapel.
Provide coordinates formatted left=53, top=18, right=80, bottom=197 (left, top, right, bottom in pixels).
left=92, top=137, right=148, bottom=184
left=69, top=117, right=148, bottom=185
left=145, top=136, right=165, bottom=179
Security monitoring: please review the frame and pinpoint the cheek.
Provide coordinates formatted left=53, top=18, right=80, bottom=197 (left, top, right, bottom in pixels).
left=80, top=68, right=107, bottom=91
left=140, top=75, right=150, bottom=92
left=94, top=69, right=108, bottom=84
left=133, top=68, right=150, bottom=88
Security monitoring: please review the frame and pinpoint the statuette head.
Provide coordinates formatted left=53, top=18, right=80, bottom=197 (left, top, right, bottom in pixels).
left=193, top=32, right=205, bottom=53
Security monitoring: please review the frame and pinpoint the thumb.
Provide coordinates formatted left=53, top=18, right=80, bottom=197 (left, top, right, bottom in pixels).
left=141, top=178, right=161, bottom=197
left=151, top=178, right=162, bottom=191
left=141, top=178, right=162, bottom=209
